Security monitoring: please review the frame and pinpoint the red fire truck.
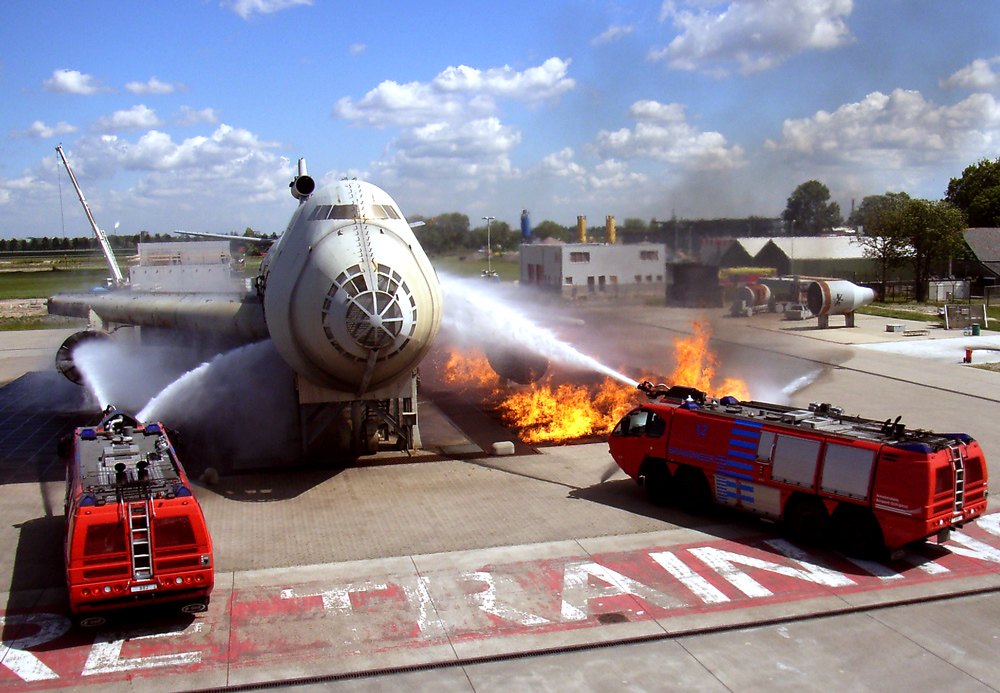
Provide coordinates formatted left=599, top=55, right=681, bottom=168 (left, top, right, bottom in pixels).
left=64, top=409, right=214, bottom=623
left=609, top=383, right=988, bottom=556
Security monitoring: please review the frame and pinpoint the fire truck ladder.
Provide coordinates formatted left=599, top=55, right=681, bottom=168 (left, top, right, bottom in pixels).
left=128, top=501, right=154, bottom=581
left=947, top=443, right=966, bottom=517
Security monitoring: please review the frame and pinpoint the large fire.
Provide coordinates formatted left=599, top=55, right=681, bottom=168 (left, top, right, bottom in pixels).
left=666, top=320, right=750, bottom=401
left=437, top=320, right=748, bottom=444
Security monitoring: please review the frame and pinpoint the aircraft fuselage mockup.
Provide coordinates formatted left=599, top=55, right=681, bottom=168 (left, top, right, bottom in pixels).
left=261, top=171, right=442, bottom=396
left=49, top=161, right=443, bottom=455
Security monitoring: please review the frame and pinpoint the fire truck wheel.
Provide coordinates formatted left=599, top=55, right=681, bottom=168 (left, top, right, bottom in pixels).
left=641, top=460, right=671, bottom=506
left=673, top=466, right=712, bottom=516
left=784, top=495, right=830, bottom=546
left=833, top=506, right=885, bottom=559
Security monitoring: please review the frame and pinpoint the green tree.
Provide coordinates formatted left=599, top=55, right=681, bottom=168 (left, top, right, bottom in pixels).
left=897, top=199, right=966, bottom=303
left=852, top=192, right=912, bottom=299
left=945, top=157, right=1000, bottom=227
left=531, top=220, right=570, bottom=242
left=621, top=218, right=649, bottom=239
left=782, top=180, right=843, bottom=235
left=413, top=213, right=470, bottom=255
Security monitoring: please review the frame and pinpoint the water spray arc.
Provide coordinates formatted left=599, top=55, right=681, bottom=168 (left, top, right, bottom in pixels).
left=437, top=273, right=637, bottom=387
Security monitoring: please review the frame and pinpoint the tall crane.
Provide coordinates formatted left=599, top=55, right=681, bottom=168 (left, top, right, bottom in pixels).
left=55, top=145, right=125, bottom=287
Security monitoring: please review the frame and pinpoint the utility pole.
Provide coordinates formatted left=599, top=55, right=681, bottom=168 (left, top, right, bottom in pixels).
left=481, top=215, right=496, bottom=278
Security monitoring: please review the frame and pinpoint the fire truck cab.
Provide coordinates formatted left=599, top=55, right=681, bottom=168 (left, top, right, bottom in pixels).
left=64, top=409, right=213, bottom=623
left=609, top=384, right=988, bottom=555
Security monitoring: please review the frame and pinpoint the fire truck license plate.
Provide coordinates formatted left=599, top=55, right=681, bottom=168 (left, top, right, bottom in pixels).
left=130, top=583, right=157, bottom=593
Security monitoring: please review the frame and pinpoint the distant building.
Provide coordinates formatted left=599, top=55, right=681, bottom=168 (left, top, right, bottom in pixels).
left=129, top=241, right=247, bottom=293
left=520, top=241, right=667, bottom=300
left=718, top=236, right=868, bottom=279
left=963, top=228, right=1000, bottom=280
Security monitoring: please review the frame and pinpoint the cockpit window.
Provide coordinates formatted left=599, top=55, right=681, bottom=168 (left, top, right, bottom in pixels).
left=308, top=205, right=331, bottom=221
left=329, top=204, right=358, bottom=219
left=308, top=204, right=359, bottom=221
left=371, top=204, right=402, bottom=220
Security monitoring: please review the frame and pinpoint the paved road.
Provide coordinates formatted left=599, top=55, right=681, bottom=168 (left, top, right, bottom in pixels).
left=2, top=309, right=999, bottom=691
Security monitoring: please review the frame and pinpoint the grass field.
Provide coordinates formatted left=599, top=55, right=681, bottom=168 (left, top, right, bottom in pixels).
left=0, top=268, right=116, bottom=299
left=428, top=253, right=520, bottom=280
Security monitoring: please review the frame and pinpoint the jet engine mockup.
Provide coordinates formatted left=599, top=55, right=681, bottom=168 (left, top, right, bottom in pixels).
left=259, top=176, right=442, bottom=395
left=806, top=280, right=875, bottom=328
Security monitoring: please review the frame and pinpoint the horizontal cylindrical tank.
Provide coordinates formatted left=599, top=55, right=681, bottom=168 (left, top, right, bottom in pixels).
left=737, top=283, right=771, bottom=308
left=807, top=280, right=875, bottom=316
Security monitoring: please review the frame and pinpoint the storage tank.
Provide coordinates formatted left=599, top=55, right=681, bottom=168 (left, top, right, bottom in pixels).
left=520, top=208, right=531, bottom=242
left=606, top=215, right=616, bottom=244
left=577, top=215, right=586, bottom=243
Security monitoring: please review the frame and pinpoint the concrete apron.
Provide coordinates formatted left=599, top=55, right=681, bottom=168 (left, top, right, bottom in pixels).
left=4, top=513, right=1000, bottom=691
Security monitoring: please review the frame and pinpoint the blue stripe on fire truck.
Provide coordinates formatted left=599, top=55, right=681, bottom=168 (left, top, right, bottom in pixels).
left=716, top=457, right=754, bottom=481
left=728, top=422, right=760, bottom=463
left=716, top=475, right=755, bottom=503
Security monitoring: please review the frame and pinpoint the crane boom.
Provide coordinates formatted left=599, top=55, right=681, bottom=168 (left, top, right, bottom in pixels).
left=55, top=145, right=125, bottom=286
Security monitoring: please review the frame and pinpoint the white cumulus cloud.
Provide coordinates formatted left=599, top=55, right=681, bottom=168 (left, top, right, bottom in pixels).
left=92, top=105, right=163, bottom=134
left=333, top=58, right=575, bottom=127
left=125, top=77, right=184, bottom=95
left=941, top=57, right=1000, bottom=93
left=225, top=0, right=313, bottom=19
left=43, top=69, right=103, bottom=95
left=651, top=0, right=854, bottom=75
left=174, top=106, right=221, bottom=126
left=766, top=89, right=1000, bottom=168
left=592, top=25, right=635, bottom=46
left=12, top=120, right=79, bottom=139
left=593, top=100, right=746, bottom=170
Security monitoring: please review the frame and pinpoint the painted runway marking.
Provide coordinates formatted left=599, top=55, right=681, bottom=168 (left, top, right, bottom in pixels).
left=4, top=514, right=1000, bottom=689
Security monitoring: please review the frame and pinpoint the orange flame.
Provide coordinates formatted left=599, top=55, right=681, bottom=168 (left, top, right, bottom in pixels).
left=436, top=320, right=749, bottom=444
left=666, top=320, right=750, bottom=400
left=495, top=378, right=638, bottom=444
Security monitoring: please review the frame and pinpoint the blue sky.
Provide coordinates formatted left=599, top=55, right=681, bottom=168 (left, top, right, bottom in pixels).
left=2, top=0, right=1000, bottom=239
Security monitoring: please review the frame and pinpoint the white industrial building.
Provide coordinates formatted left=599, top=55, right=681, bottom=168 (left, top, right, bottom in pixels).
left=520, top=241, right=667, bottom=300
left=129, top=241, right=248, bottom=293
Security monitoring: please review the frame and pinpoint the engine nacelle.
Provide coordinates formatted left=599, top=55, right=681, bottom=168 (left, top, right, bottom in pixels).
left=806, top=280, right=875, bottom=316
left=486, top=342, right=549, bottom=385
left=290, top=174, right=316, bottom=200
left=55, top=330, right=112, bottom=384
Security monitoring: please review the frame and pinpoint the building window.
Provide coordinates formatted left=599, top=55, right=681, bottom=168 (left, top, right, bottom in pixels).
left=565, top=277, right=573, bottom=285
left=569, top=252, right=591, bottom=263
left=656, top=275, right=663, bottom=282
left=587, top=276, right=596, bottom=293
left=646, top=275, right=653, bottom=283
left=640, top=250, right=659, bottom=261
left=635, top=275, right=642, bottom=283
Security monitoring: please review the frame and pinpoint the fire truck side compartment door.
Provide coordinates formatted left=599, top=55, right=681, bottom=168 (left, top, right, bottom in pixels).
left=770, top=434, right=822, bottom=489
left=820, top=442, right=876, bottom=501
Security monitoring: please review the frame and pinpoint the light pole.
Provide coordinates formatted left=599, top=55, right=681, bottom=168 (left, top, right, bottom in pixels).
left=482, top=215, right=495, bottom=278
